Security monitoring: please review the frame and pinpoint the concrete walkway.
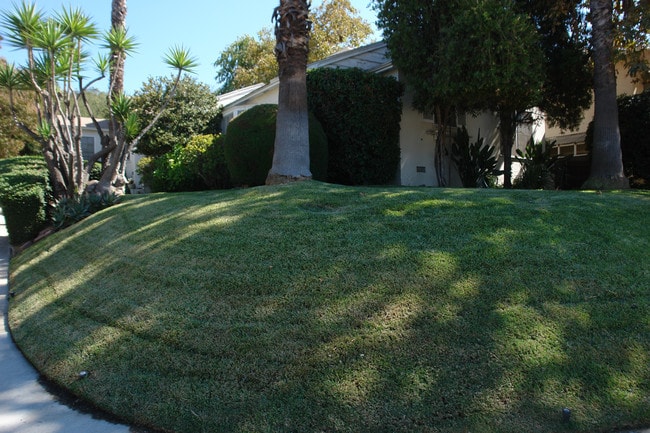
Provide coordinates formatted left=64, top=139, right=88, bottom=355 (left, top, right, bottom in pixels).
left=0, top=212, right=132, bottom=433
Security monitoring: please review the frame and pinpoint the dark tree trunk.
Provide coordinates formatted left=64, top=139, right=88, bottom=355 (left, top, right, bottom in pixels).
left=583, top=0, right=629, bottom=190
left=266, top=0, right=312, bottom=185
left=499, top=110, right=516, bottom=189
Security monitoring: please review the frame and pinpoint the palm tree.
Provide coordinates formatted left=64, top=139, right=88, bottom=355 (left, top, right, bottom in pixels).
left=583, top=0, right=629, bottom=189
left=110, top=0, right=127, bottom=97
left=266, top=0, right=312, bottom=185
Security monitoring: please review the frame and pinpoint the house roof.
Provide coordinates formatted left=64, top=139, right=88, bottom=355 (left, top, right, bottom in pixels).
left=79, top=117, right=110, bottom=130
left=216, top=83, right=266, bottom=107
left=218, top=41, right=392, bottom=111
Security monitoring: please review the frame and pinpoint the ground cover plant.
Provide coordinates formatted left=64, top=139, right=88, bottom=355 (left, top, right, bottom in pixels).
left=8, top=181, right=650, bottom=433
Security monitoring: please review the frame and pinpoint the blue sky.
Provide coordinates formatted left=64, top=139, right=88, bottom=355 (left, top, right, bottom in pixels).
left=0, top=0, right=379, bottom=94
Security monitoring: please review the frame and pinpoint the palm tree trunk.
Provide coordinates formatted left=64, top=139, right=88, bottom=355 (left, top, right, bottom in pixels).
left=583, top=0, right=629, bottom=189
left=110, top=0, right=127, bottom=98
left=266, top=0, right=312, bottom=185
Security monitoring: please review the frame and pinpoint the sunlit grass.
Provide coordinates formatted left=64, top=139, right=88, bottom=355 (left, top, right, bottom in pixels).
left=8, top=181, right=650, bottom=433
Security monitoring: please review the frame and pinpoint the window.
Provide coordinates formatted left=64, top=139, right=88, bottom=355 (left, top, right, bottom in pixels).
left=81, top=136, right=95, bottom=161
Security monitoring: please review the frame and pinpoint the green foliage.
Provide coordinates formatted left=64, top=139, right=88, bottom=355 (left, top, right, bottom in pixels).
left=514, top=138, right=557, bottom=189
left=139, top=134, right=231, bottom=192
left=224, top=104, right=328, bottom=187
left=78, top=87, right=110, bottom=118
left=214, top=0, right=373, bottom=94
left=618, top=91, right=650, bottom=188
left=196, top=135, right=231, bottom=190
left=214, top=30, right=277, bottom=94
left=585, top=91, right=650, bottom=189
left=0, top=59, right=40, bottom=157
left=0, top=2, right=197, bottom=199
left=51, top=192, right=120, bottom=230
left=307, top=68, right=403, bottom=185
left=451, top=126, right=499, bottom=188
left=0, top=156, right=49, bottom=245
left=132, top=75, right=221, bottom=157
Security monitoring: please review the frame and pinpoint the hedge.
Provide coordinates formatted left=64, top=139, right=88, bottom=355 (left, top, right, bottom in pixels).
left=223, top=104, right=328, bottom=187
left=0, top=156, right=50, bottom=245
left=307, top=67, right=404, bottom=185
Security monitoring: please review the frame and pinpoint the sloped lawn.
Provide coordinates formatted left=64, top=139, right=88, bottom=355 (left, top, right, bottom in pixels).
left=8, top=181, right=650, bottom=433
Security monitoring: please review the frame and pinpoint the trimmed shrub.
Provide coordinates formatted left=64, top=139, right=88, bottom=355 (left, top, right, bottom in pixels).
left=307, top=67, right=404, bottom=185
left=0, top=156, right=50, bottom=245
left=223, top=104, right=328, bottom=187
left=137, top=134, right=231, bottom=192
left=197, top=134, right=231, bottom=190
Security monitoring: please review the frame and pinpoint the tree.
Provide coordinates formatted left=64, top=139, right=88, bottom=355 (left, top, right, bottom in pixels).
left=309, top=0, right=374, bottom=60
left=514, top=0, right=593, bottom=130
left=110, top=0, right=127, bottom=97
left=213, top=30, right=276, bottom=94
left=583, top=0, right=629, bottom=189
left=78, top=87, right=110, bottom=118
left=0, top=2, right=196, bottom=199
left=214, top=0, right=373, bottom=94
left=375, top=0, right=545, bottom=188
left=438, top=0, right=545, bottom=188
left=132, top=75, right=221, bottom=157
left=0, top=56, right=40, bottom=157
left=266, top=0, right=312, bottom=185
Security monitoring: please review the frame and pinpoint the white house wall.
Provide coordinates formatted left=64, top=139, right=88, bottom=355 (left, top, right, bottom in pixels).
left=79, top=118, right=145, bottom=193
left=546, top=63, right=646, bottom=140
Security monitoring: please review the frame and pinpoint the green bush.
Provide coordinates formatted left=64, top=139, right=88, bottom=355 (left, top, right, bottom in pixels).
left=223, top=104, right=328, bottom=187
left=307, top=68, right=404, bottom=185
left=0, top=156, right=50, bottom=245
left=513, top=138, right=558, bottom=190
left=451, top=127, right=499, bottom=188
left=196, top=135, right=231, bottom=190
left=138, top=135, right=231, bottom=192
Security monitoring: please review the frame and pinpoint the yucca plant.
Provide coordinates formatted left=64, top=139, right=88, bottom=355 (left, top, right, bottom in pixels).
left=0, top=1, right=197, bottom=201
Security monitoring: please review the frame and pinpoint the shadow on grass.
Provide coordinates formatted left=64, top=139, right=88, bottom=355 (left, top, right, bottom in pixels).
left=8, top=182, right=650, bottom=433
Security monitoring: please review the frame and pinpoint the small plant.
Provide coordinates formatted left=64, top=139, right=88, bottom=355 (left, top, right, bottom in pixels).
left=52, top=193, right=121, bottom=230
left=514, top=138, right=557, bottom=189
left=451, top=126, right=500, bottom=187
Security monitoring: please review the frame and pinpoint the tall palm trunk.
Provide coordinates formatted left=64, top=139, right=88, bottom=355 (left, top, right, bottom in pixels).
left=98, top=0, right=127, bottom=194
left=583, top=0, right=629, bottom=189
left=110, top=0, right=126, bottom=97
left=266, top=0, right=312, bottom=185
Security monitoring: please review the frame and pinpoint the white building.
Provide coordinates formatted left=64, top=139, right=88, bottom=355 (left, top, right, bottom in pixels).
left=218, top=41, right=542, bottom=187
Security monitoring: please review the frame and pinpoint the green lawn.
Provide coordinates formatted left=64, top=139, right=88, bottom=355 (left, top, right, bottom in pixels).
left=8, top=181, right=650, bottom=433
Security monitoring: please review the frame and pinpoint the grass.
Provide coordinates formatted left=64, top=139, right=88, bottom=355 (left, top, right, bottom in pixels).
left=8, top=181, right=650, bottom=433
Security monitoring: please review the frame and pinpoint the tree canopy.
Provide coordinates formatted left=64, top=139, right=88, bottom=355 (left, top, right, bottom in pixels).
left=374, top=0, right=546, bottom=187
left=132, top=75, right=221, bottom=157
left=214, top=0, right=373, bottom=94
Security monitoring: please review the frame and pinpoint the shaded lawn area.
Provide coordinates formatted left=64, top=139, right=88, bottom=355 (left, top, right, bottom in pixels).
left=8, top=181, right=650, bottom=433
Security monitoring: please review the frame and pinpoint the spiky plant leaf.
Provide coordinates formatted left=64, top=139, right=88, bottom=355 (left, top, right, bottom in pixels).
left=111, top=93, right=132, bottom=122
left=163, top=45, right=198, bottom=73
left=102, top=26, right=138, bottom=56
left=0, top=1, right=44, bottom=49
left=56, top=7, right=98, bottom=42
